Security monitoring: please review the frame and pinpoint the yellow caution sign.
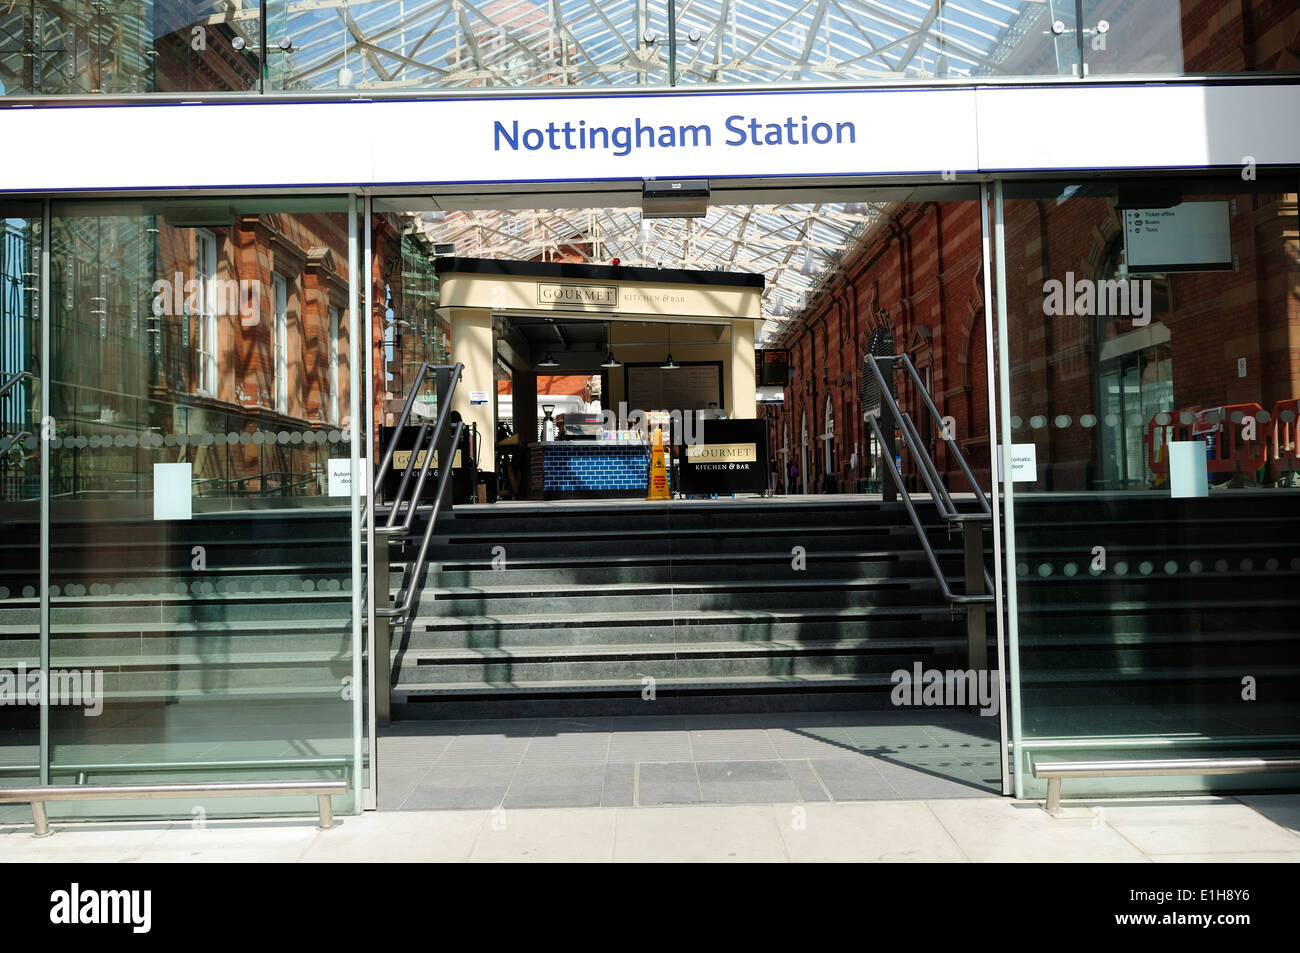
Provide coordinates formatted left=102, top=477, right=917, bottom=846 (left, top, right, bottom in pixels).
left=647, top=426, right=670, bottom=501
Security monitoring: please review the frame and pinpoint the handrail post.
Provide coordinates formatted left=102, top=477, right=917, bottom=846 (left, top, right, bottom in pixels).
left=31, top=800, right=50, bottom=837
left=963, top=522, right=988, bottom=673
left=317, top=794, right=335, bottom=830
left=434, top=365, right=455, bottom=511
left=871, top=356, right=898, bottom=503
left=373, top=547, right=391, bottom=726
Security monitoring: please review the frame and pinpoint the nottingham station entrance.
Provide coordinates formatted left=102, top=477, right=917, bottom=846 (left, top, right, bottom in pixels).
left=364, top=184, right=1006, bottom=810
left=4, top=113, right=1298, bottom=821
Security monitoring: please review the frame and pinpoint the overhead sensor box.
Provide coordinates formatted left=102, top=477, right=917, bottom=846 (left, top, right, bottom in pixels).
left=1114, top=183, right=1182, bottom=210
left=432, top=243, right=457, bottom=256
left=162, top=205, right=233, bottom=228
left=642, top=179, right=710, bottom=219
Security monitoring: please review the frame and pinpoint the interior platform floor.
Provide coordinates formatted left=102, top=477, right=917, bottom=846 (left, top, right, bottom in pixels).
left=376, top=709, right=1002, bottom=811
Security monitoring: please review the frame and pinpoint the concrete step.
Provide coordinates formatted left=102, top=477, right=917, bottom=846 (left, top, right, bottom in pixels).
left=0, top=591, right=351, bottom=627
left=413, top=577, right=947, bottom=617
left=428, top=550, right=963, bottom=586
left=399, top=613, right=964, bottom=649
left=392, top=635, right=973, bottom=684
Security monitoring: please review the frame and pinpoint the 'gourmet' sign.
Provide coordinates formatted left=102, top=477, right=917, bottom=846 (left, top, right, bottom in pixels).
left=537, top=283, right=618, bottom=308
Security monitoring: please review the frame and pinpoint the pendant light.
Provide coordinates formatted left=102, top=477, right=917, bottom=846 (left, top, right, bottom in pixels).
left=601, top=321, right=621, bottom=368
left=660, top=323, right=679, bottom=370
left=539, top=349, right=559, bottom=368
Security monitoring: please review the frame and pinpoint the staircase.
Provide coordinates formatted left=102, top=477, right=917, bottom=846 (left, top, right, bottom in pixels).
left=0, top=511, right=354, bottom=712
left=384, top=498, right=991, bottom=719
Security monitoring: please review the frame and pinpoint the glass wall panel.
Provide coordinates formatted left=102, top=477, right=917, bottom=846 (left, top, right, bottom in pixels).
left=0, top=2, right=261, bottom=96
left=43, top=197, right=360, bottom=819
left=1079, top=0, right=1184, bottom=76
left=265, top=0, right=662, bottom=92
left=3, top=2, right=1294, bottom=97
left=0, top=202, right=41, bottom=820
left=997, top=175, right=1300, bottom=797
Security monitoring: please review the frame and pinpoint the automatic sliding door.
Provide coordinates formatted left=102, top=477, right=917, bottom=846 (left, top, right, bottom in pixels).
left=42, top=197, right=362, bottom=820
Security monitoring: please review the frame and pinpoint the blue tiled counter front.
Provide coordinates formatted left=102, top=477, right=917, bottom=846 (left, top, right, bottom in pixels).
left=531, top=441, right=650, bottom=498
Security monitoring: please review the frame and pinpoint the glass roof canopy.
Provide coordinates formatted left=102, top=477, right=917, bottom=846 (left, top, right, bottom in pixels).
left=245, top=2, right=1034, bottom=342
left=260, top=1, right=1039, bottom=91
left=414, top=201, right=892, bottom=346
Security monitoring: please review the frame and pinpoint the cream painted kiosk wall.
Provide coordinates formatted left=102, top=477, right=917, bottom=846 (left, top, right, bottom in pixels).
left=434, top=258, right=763, bottom=477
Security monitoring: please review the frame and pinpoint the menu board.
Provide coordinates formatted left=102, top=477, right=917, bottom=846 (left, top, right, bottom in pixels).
left=625, top=362, right=723, bottom=412
left=757, top=349, right=790, bottom=386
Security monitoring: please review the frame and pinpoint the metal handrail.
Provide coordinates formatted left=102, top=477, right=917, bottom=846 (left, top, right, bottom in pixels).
left=372, top=362, right=430, bottom=497
left=864, top=354, right=993, bottom=674
left=1032, top=757, right=1300, bottom=812
left=0, top=431, right=32, bottom=454
left=894, top=354, right=992, bottom=516
left=867, top=354, right=992, bottom=519
left=380, top=362, right=464, bottom=536
left=373, top=361, right=462, bottom=515
left=0, top=370, right=33, bottom=399
left=378, top=419, right=463, bottom=621
left=864, top=413, right=992, bottom=607
left=867, top=355, right=995, bottom=592
left=0, top=779, right=350, bottom=836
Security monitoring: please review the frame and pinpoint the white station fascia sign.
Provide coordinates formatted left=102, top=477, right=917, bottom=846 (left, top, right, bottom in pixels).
left=3, top=83, right=1300, bottom=192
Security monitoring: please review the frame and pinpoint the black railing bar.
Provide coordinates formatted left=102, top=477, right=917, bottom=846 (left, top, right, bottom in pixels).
left=374, top=362, right=463, bottom=523
left=0, top=756, right=353, bottom=776
left=944, top=433, right=994, bottom=516
left=378, top=419, right=463, bottom=620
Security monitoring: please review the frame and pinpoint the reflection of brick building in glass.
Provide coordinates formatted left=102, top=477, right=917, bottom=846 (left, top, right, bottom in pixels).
left=48, top=206, right=354, bottom=500
left=768, top=200, right=989, bottom=493
left=768, top=1, right=1300, bottom=495
left=770, top=184, right=1299, bottom=494
left=0, top=1, right=257, bottom=96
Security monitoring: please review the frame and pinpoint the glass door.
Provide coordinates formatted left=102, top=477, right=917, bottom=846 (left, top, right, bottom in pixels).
left=39, top=196, right=364, bottom=820
left=993, top=174, right=1300, bottom=799
left=0, top=202, right=42, bottom=820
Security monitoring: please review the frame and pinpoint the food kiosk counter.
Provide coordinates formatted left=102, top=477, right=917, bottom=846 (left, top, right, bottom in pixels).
left=529, top=440, right=650, bottom=499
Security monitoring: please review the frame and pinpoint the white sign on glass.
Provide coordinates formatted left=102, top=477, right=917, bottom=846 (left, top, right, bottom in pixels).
left=998, top=444, right=1038, bottom=483
left=1123, top=202, right=1232, bottom=273
left=328, top=458, right=369, bottom=497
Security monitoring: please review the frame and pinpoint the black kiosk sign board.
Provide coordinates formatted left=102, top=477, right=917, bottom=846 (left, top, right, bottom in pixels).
left=679, top=419, right=769, bottom=494
left=377, top=424, right=473, bottom=504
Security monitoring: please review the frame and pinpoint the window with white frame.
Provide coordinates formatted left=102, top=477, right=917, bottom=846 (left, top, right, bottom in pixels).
left=328, top=305, right=340, bottom=426
left=273, top=274, right=288, bottom=414
left=195, top=229, right=218, bottom=397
